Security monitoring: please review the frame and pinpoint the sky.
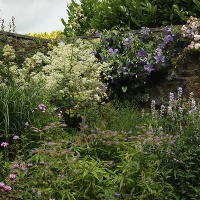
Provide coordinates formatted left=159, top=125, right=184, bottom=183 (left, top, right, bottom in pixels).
left=0, top=0, right=73, bottom=34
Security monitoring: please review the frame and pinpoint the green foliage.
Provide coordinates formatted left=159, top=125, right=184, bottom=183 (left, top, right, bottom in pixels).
left=1, top=90, right=200, bottom=199
left=85, top=102, right=150, bottom=133
left=62, top=0, right=200, bottom=36
left=94, top=27, right=191, bottom=102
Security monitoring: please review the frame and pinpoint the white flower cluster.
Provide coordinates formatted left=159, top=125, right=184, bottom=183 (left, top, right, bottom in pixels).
left=2, top=44, right=16, bottom=61
left=0, top=40, right=111, bottom=113
left=0, top=45, right=17, bottom=87
left=181, top=16, right=200, bottom=50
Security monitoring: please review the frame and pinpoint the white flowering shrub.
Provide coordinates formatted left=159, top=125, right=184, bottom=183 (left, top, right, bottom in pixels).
left=0, top=40, right=111, bottom=119
left=0, top=44, right=17, bottom=87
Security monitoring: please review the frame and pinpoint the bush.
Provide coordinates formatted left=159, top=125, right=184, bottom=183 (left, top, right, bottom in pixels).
left=62, top=0, right=200, bottom=36
left=0, top=40, right=111, bottom=128
left=94, top=26, right=191, bottom=102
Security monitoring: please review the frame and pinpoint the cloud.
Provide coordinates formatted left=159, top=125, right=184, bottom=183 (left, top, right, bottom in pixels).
left=0, top=0, right=70, bottom=34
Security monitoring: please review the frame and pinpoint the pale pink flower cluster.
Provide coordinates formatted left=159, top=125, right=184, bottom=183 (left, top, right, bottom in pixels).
left=0, top=142, right=9, bottom=147
left=0, top=182, right=12, bottom=192
left=181, top=16, right=200, bottom=50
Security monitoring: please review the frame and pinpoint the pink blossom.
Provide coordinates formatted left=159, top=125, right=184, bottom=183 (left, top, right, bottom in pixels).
left=1, top=142, right=9, bottom=147
left=13, top=135, right=19, bottom=140
left=0, top=182, right=5, bottom=188
left=27, top=163, right=33, bottom=168
left=9, top=174, right=16, bottom=181
left=39, top=161, right=45, bottom=166
left=37, top=104, right=47, bottom=112
left=194, top=35, right=200, bottom=41
left=11, top=163, right=19, bottom=169
left=3, top=185, right=12, bottom=192
left=25, top=121, right=30, bottom=126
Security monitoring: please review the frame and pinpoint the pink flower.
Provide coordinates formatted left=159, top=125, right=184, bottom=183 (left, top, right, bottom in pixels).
left=13, top=135, right=19, bottom=140
left=60, top=123, right=67, bottom=127
left=25, top=122, right=29, bottom=126
left=194, top=35, right=200, bottom=41
left=1, top=142, right=9, bottom=147
left=21, top=167, right=28, bottom=171
left=39, top=161, right=45, bottom=166
left=27, top=163, right=33, bottom=168
left=0, top=182, right=5, bottom=188
left=11, top=163, right=19, bottom=169
left=37, top=104, right=47, bottom=112
left=3, top=185, right=12, bottom=192
left=9, top=174, right=16, bottom=181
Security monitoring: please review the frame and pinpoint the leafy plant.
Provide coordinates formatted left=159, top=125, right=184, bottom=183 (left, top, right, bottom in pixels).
left=62, top=0, right=200, bottom=36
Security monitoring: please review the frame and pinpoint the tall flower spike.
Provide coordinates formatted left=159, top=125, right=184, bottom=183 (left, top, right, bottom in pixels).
left=169, top=92, right=175, bottom=105
left=177, top=87, right=183, bottom=100
left=151, top=100, right=156, bottom=117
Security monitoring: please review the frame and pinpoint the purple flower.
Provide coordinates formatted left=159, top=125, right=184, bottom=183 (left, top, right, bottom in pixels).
left=136, top=49, right=147, bottom=57
left=163, top=34, right=174, bottom=43
left=191, top=26, right=197, bottom=30
left=140, top=27, right=151, bottom=35
left=1, top=142, right=9, bottom=147
left=123, top=36, right=132, bottom=46
left=189, top=99, right=197, bottom=114
left=144, top=64, right=155, bottom=72
left=155, top=48, right=162, bottom=56
left=27, top=163, right=33, bottom=168
left=95, top=30, right=102, bottom=37
left=114, top=193, right=121, bottom=198
left=154, top=55, right=165, bottom=63
left=169, top=92, right=175, bottom=104
left=163, top=27, right=172, bottom=34
left=178, top=87, right=183, bottom=99
left=108, top=47, right=118, bottom=55
left=9, top=174, right=16, bottom=181
left=21, top=167, right=28, bottom=171
left=3, top=185, right=12, bottom=192
left=160, top=105, right=165, bottom=117
left=168, top=106, right=174, bottom=118
left=0, top=182, right=5, bottom=188
left=37, top=104, right=47, bottom=112
left=13, top=135, right=19, bottom=140
left=25, top=121, right=29, bottom=126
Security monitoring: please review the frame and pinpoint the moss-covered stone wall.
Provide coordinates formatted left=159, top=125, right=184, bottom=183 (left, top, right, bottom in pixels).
left=0, top=31, right=51, bottom=65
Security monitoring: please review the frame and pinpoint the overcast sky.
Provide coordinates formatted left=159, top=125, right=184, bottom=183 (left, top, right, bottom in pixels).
left=0, top=0, right=73, bottom=34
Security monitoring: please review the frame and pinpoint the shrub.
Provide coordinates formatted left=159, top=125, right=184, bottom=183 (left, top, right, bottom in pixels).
left=62, top=0, right=200, bottom=36
left=94, top=26, right=191, bottom=102
left=0, top=41, right=111, bottom=127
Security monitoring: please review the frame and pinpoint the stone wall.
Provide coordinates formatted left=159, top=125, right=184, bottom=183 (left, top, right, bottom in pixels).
left=150, top=51, right=200, bottom=102
left=1, top=30, right=199, bottom=102
left=0, top=31, right=51, bottom=64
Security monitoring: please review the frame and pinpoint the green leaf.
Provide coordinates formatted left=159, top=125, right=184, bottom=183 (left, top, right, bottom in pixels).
left=121, top=86, right=128, bottom=93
